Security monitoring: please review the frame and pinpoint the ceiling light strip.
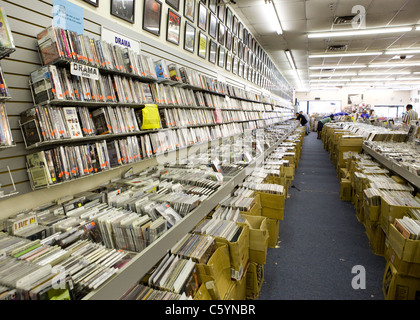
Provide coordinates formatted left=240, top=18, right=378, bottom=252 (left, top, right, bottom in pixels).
left=308, top=26, right=413, bottom=38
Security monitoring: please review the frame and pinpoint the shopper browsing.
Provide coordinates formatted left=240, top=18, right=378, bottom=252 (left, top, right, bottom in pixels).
left=402, top=104, right=419, bottom=125
left=317, top=114, right=334, bottom=139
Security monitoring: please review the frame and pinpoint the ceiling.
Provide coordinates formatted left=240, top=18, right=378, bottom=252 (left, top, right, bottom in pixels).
left=231, top=0, right=420, bottom=92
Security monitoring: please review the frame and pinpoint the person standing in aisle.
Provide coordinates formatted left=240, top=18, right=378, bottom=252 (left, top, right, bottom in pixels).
left=296, top=111, right=309, bottom=135
left=317, top=114, right=334, bottom=139
left=300, top=111, right=310, bottom=135
left=402, top=104, right=419, bottom=125
left=360, top=110, right=369, bottom=119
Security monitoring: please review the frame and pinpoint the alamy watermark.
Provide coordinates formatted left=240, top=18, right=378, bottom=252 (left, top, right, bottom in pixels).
left=351, top=265, right=366, bottom=289
left=352, top=5, right=366, bottom=29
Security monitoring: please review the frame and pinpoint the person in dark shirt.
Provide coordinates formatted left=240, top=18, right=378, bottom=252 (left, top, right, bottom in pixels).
left=296, top=112, right=308, bottom=135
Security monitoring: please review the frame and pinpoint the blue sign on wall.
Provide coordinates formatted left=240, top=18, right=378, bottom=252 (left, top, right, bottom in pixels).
left=53, top=0, right=84, bottom=35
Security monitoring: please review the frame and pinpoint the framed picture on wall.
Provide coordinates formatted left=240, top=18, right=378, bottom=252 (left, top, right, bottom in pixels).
left=232, top=15, right=238, bottom=35
left=217, top=22, right=225, bottom=46
left=209, top=39, right=217, bottom=64
left=184, top=0, right=195, bottom=22
left=111, top=0, right=135, bottom=23
left=218, top=46, right=225, bottom=68
left=226, top=52, right=232, bottom=71
left=208, top=0, right=216, bottom=14
left=184, top=21, right=196, bottom=53
left=217, top=4, right=225, bottom=22
left=198, top=31, right=207, bottom=59
left=166, top=0, right=179, bottom=11
left=225, top=30, right=232, bottom=51
left=198, top=2, right=208, bottom=31
left=208, top=13, right=217, bottom=39
left=143, top=0, right=162, bottom=36
left=83, top=0, right=99, bottom=7
left=238, top=22, right=243, bottom=40
left=166, top=8, right=181, bottom=45
left=225, top=6, right=232, bottom=30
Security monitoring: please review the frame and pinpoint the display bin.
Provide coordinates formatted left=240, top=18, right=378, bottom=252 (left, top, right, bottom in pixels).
left=363, top=200, right=381, bottom=224
left=196, top=243, right=232, bottom=300
left=387, top=246, right=420, bottom=278
left=246, top=262, right=264, bottom=300
left=383, top=261, right=420, bottom=300
left=256, top=191, right=285, bottom=220
left=242, top=214, right=269, bottom=264
left=340, top=178, right=352, bottom=201
left=283, top=166, right=295, bottom=180
left=365, top=218, right=386, bottom=256
left=215, top=224, right=250, bottom=281
left=223, top=263, right=248, bottom=300
left=388, top=223, right=420, bottom=264
left=380, top=197, right=420, bottom=235
left=240, top=194, right=262, bottom=217
left=194, top=283, right=213, bottom=300
left=266, top=218, right=280, bottom=248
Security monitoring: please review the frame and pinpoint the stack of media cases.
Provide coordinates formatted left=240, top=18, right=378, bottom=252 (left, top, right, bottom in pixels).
left=0, top=122, right=306, bottom=300
left=323, top=122, right=420, bottom=300
left=21, top=25, right=294, bottom=192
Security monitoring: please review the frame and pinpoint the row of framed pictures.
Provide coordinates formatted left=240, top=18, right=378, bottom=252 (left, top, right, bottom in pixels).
left=80, top=0, right=292, bottom=97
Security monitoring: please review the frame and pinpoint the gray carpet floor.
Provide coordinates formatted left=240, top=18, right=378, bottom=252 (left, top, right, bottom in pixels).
left=258, top=131, right=386, bottom=300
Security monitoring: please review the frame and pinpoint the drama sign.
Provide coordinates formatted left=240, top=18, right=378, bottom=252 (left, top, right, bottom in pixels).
left=70, top=62, right=99, bottom=80
left=101, top=26, right=141, bottom=54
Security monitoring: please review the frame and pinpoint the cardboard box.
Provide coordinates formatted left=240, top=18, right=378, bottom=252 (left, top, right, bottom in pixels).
left=365, top=218, right=386, bottom=256
left=245, top=262, right=264, bottom=300
left=240, top=194, right=261, bottom=217
left=224, top=264, right=248, bottom=300
left=382, top=261, right=420, bottom=300
left=194, top=283, right=213, bottom=300
left=380, top=197, right=420, bottom=235
left=283, top=166, right=295, bottom=179
left=387, top=246, right=420, bottom=278
left=388, top=223, right=420, bottom=264
left=242, top=214, right=269, bottom=264
left=338, top=137, right=363, bottom=147
left=215, top=224, right=250, bottom=281
left=340, top=178, right=352, bottom=201
left=197, top=244, right=232, bottom=299
left=363, top=200, right=380, bottom=224
left=266, top=218, right=280, bottom=248
left=257, top=191, right=285, bottom=220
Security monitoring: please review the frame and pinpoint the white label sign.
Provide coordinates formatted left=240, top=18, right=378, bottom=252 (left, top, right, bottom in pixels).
left=101, top=26, right=141, bottom=53
left=70, top=62, right=99, bottom=80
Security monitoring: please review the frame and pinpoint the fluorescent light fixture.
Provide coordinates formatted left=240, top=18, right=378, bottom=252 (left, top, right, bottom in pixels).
left=351, top=78, right=395, bottom=81
left=384, top=49, right=420, bottom=55
left=368, top=62, right=420, bottom=68
left=309, top=79, right=351, bottom=82
left=309, top=52, right=382, bottom=58
left=308, top=26, right=412, bottom=38
left=309, top=72, right=358, bottom=77
left=416, top=26, right=420, bottom=30
left=267, top=1, right=283, bottom=35
left=358, top=71, right=411, bottom=76
left=285, top=50, right=296, bottom=70
left=309, top=65, right=366, bottom=70
left=397, top=77, right=420, bottom=81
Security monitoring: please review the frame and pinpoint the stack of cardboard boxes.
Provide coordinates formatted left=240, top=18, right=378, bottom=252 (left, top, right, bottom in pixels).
left=323, top=123, right=420, bottom=300
left=192, top=126, right=306, bottom=300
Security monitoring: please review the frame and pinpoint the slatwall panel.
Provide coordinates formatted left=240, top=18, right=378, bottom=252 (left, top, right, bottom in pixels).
left=0, top=0, right=287, bottom=218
